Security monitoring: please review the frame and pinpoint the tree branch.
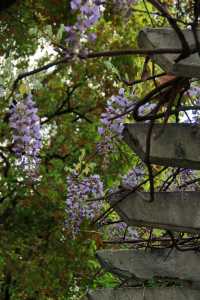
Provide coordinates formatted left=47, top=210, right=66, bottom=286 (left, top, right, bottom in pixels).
left=10, top=47, right=188, bottom=96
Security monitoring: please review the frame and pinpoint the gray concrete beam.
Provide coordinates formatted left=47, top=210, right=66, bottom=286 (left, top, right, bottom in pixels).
left=97, top=248, right=200, bottom=283
left=123, top=123, right=200, bottom=169
left=88, top=287, right=200, bottom=300
left=110, top=191, right=200, bottom=233
left=138, top=28, right=200, bottom=78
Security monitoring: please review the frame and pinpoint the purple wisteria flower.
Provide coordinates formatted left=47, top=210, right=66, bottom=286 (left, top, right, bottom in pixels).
left=65, top=0, right=138, bottom=55
left=121, top=167, right=144, bottom=190
left=99, top=88, right=134, bottom=138
left=97, top=88, right=134, bottom=155
left=65, top=0, right=102, bottom=55
left=187, top=85, right=200, bottom=98
left=138, top=102, right=157, bottom=118
left=9, top=94, right=42, bottom=177
left=66, top=172, right=104, bottom=235
left=105, top=221, right=138, bottom=240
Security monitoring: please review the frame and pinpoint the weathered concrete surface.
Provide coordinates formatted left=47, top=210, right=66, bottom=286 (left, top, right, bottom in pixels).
left=138, top=28, right=200, bottom=78
left=97, top=248, right=200, bottom=283
left=123, top=123, right=200, bottom=169
left=88, top=287, right=200, bottom=300
left=110, top=191, right=200, bottom=233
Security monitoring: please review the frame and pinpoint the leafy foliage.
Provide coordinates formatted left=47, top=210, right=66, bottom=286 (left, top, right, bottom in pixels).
left=0, top=0, right=199, bottom=299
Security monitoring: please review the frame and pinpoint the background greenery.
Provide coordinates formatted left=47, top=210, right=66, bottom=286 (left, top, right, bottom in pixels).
left=0, top=0, right=195, bottom=299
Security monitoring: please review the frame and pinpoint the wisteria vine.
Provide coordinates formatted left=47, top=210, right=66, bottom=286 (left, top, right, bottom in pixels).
left=9, top=94, right=42, bottom=178
left=65, top=0, right=137, bottom=56
left=66, top=172, right=104, bottom=235
left=97, top=88, right=135, bottom=155
left=65, top=0, right=102, bottom=56
left=6, top=0, right=200, bottom=252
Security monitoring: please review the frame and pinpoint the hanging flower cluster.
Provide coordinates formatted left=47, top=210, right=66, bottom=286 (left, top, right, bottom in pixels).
left=105, top=221, right=138, bottom=240
left=65, top=0, right=138, bottom=56
left=121, top=167, right=144, bottom=190
left=9, top=94, right=42, bottom=177
left=66, top=172, right=104, bottom=234
left=97, top=88, right=134, bottom=156
left=65, top=0, right=102, bottom=55
left=99, top=88, right=134, bottom=137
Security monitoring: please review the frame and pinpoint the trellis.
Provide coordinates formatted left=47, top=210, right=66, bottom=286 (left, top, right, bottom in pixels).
left=88, top=24, right=200, bottom=300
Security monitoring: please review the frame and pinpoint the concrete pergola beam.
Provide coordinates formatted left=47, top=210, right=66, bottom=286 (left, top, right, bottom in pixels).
left=109, top=191, right=200, bottom=233
left=123, top=123, right=200, bottom=169
left=88, top=287, right=200, bottom=300
left=138, top=28, right=200, bottom=78
left=97, top=248, right=200, bottom=283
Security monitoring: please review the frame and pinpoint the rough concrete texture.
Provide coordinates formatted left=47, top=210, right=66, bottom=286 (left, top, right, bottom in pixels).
left=109, top=191, right=200, bottom=233
left=138, top=28, right=200, bottom=78
left=96, top=248, right=200, bottom=283
left=123, top=123, right=200, bottom=169
left=88, top=287, right=200, bottom=300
